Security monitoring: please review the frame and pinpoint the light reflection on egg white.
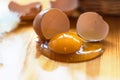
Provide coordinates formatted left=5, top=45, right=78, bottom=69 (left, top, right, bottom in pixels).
left=76, top=45, right=103, bottom=54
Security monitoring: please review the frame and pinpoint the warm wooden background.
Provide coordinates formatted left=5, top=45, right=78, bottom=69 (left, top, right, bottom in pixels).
left=0, top=0, right=120, bottom=80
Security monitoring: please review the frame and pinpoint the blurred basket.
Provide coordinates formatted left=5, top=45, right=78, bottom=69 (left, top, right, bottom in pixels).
left=79, top=0, right=120, bottom=16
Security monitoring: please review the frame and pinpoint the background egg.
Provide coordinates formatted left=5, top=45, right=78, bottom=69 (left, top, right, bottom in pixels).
left=8, top=1, right=42, bottom=21
left=76, top=12, right=109, bottom=42
left=50, top=0, right=79, bottom=16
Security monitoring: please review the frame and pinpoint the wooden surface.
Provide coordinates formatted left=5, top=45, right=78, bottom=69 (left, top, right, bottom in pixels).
left=0, top=0, right=120, bottom=80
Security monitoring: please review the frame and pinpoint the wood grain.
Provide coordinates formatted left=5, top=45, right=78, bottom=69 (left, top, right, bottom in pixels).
left=0, top=0, right=120, bottom=80
left=20, top=16, right=120, bottom=80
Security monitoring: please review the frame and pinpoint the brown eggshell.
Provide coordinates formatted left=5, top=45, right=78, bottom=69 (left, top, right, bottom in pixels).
left=76, top=12, right=109, bottom=42
left=50, top=0, right=79, bottom=16
left=8, top=1, right=42, bottom=21
left=33, top=8, right=70, bottom=42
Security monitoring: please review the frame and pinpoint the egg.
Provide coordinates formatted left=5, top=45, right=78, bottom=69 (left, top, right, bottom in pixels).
left=48, top=32, right=83, bottom=54
left=33, top=8, right=70, bottom=42
left=76, top=12, right=109, bottom=42
left=50, top=0, right=79, bottom=16
left=8, top=1, right=42, bottom=21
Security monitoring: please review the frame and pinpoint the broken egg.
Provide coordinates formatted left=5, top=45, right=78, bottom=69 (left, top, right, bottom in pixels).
left=48, top=32, right=83, bottom=54
left=34, top=10, right=106, bottom=62
left=77, top=12, right=109, bottom=42
left=33, top=8, right=70, bottom=42
left=37, top=36, right=104, bottom=62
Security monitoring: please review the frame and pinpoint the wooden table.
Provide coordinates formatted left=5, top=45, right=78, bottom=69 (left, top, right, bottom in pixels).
left=0, top=0, right=120, bottom=80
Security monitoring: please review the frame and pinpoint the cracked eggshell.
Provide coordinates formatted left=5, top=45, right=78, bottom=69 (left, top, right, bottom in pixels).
left=76, top=12, right=109, bottom=42
left=8, top=1, right=42, bottom=21
left=33, top=8, right=70, bottom=42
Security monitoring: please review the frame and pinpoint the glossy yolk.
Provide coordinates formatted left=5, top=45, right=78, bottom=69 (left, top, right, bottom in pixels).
left=48, top=32, right=83, bottom=54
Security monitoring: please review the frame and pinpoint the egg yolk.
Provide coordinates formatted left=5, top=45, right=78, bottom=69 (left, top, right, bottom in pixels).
left=48, top=32, right=83, bottom=54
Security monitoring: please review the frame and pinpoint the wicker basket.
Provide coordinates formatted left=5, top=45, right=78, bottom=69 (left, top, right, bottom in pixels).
left=79, top=0, right=120, bottom=16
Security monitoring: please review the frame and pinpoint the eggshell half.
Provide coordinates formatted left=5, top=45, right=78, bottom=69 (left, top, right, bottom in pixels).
left=33, top=8, right=70, bottom=42
left=77, top=12, right=109, bottom=42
